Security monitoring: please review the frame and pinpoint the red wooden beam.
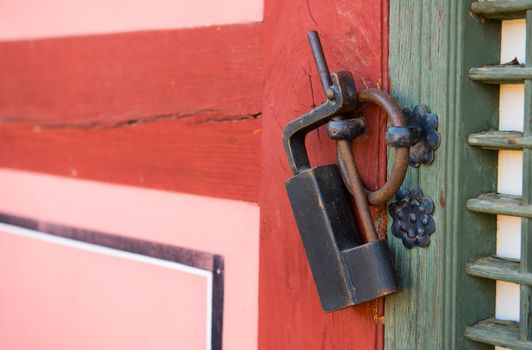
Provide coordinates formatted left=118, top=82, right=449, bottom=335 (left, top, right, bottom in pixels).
left=0, top=113, right=261, bottom=202
left=0, top=24, right=263, bottom=126
left=0, top=24, right=262, bottom=202
left=259, top=0, right=389, bottom=348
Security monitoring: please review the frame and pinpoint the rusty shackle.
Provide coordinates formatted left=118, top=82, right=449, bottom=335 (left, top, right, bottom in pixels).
left=336, top=89, right=410, bottom=206
left=303, top=30, right=410, bottom=243
left=305, top=30, right=409, bottom=206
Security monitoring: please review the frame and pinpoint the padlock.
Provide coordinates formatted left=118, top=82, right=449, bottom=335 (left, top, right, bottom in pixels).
left=285, top=163, right=399, bottom=311
left=282, top=31, right=403, bottom=312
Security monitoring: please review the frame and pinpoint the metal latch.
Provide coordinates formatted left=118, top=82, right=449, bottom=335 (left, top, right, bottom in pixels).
left=282, top=31, right=439, bottom=312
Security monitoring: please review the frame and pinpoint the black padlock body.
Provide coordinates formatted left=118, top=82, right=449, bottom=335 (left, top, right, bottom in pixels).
left=286, top=165, right=399, bottom=311
left=342, top=240, right=399, bottom=304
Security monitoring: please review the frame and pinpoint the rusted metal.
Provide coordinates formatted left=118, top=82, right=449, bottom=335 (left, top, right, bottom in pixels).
left=358, top=88, right=406, bottom=127
left=308, top=31, right=334, bottom=99
left=283, top=33, right=358, bottom=174
left=337, top=139, right=379, bottom=243
left=328, top=118, right=366, bottom=140
left=282, top=31, right=399, bottom=311
left=283, top=71, right=358, bottom=173
left=385, top=126, right=415, bottom=147
left=336, top=88, right=410, bottom=205
left=299, top=32, right=377, bottom=243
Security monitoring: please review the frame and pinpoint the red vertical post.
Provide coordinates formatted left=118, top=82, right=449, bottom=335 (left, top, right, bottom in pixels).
left=259, top=0, right=389, bottom=348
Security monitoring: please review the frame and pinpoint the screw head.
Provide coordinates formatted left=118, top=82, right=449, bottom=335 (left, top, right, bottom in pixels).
left=326, top=88, right=335, bottom=100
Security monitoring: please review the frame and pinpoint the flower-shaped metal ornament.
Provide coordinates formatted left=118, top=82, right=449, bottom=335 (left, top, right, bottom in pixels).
left=389, top=187, right=436, bottom=248
left=403, top=104, right=440, bottom=167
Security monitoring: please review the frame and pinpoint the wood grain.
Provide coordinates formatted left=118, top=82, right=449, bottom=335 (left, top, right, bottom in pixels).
left=519, top=10, right=532, bottom=340
left=467, top=193, right=532, bottom=218
left=0, top=25, right=263, bottom=202
left=471, top=0, right=532, bottom=20
left=468, top=130, right=532, bottom=150
left=465, top=318, right=532, bottom=350
left=469, top=65, right=532, bottom=84
left=259, top=0, right=388, bottom=349
left=466, top=256, right=532, bottom=286
left=0, top=112, right=261, bottom=202
left=0, top=24, right=263, bottom=127
left=466, top=9, right=532, bottom=343
left=386, top=0, right=501, bottom=348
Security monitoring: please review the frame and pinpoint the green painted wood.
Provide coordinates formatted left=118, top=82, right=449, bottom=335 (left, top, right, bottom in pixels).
left=386, top=0, right=499, bottom=349
left=471, top=0, right=532, bottom=20
left=519, top=9, right=532, bottom=341
left=467, top=193, right=532, bottom=218
left=465, top=318, right=532, bottom=349
left=466, top=9, right=532, bottom=343
left=469, top=65, right=532, bottom=84
left=468, top=131, right=532, bottom=150
left=466, top=256, right=532, bottom=286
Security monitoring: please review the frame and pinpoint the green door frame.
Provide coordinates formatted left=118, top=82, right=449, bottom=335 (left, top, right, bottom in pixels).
left=385, top=1, right=500, bottom=349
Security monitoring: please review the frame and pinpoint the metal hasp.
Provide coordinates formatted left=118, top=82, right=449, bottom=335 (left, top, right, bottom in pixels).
left=283, top=31, right=399, bottom=312
left=389, top=187, right=436, bottom=248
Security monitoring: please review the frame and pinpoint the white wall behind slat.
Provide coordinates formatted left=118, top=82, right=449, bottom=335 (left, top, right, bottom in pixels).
left=501, top=20, right=527, bottom=63
left=495, top=18, right=526, bottom=350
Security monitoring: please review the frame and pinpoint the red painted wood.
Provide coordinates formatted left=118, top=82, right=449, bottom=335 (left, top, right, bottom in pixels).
left=259, top=0, right=389, bottom=349
left=0, top=24, right=262, bottom=202
left=0, top=111, right=260, bottom=202
left=0, top=24, right=262, bottom=127
left=0, top=2, right=391, bottom=346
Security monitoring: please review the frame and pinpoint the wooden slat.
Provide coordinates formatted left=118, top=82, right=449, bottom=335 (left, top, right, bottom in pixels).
left=469, top=65, right=532, bottom=84
left=466, top=256, right=532, bottom=286
left=465, top=318, right=532, bottom=350
left=467, top=193, right=532, bottom=218
left=0, top=25, right=263, bottom=202
left=471, top=1, right=532, bottom=20
left=0, top=24, right=262, bottom=127
left=468, top=130, right=532, bottom=150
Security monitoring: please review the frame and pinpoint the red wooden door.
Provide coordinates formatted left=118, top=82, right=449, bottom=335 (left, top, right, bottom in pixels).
left=0, top=1, right=388, bottom=349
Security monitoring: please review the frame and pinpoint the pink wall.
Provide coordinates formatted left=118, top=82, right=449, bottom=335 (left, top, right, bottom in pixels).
left=0, top=0, right=263, bottom=40
left=0, top=229, right=209, bottom=350
left=0, top=169, right=260, bottom=350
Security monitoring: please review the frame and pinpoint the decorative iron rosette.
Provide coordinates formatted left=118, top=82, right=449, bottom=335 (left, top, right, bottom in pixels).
left=389, top=187, right=436, bottom=248
left=403, top=104, right=440, bottom=167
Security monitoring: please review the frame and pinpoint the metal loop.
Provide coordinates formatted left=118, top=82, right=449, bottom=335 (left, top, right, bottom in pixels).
left=336, top=88, right=409, bottom=206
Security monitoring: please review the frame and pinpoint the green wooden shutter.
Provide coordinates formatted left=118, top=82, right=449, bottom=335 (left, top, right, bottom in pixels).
left=465, top=1, right=532, bottom=348
left=386, top=0, right=501, bottom=349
